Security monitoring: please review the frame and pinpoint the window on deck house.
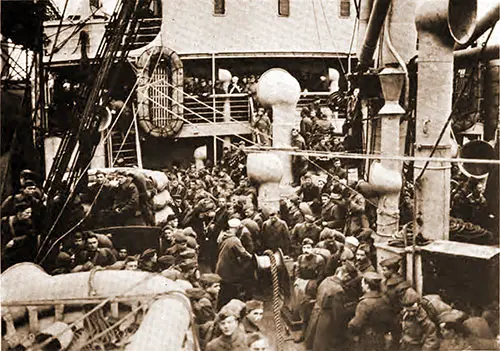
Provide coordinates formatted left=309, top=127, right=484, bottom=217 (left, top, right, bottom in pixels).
left=339, top=0, right=351, bottom=18
left=278, top=0, right=290, bottom=17
left=214, top=0, right=225, bottom=15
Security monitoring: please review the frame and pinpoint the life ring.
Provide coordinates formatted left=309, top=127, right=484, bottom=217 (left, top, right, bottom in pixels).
left=136, top=46, right=184, bottom=138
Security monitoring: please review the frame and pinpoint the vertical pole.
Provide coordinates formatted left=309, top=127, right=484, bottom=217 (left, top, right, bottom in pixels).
left=212, top=52, right=217, bottom=164
left=133, top=105, right=143, bottom=168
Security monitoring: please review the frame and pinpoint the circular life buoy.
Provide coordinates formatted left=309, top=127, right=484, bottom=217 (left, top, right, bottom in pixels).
left=136, top=46, right=184, bottom=138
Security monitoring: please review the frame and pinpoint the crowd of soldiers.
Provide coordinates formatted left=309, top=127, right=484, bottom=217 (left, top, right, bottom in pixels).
left=184, top=75, right=259, bottom=97
left=2, top=142, right=499, bottom=350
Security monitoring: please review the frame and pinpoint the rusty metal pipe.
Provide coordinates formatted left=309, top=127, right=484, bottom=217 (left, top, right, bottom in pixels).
left=358, top=0, right=391, bottom=70
left=413, top=0, right=477, bottom=241
left=455, top=3, right=500, bottom=50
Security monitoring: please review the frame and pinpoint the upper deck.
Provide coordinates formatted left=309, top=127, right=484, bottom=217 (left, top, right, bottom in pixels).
left=43, top=0, right=356, bottom=65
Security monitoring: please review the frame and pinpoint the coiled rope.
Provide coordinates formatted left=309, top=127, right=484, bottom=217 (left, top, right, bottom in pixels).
left=266, top=250, right=285, bottom=351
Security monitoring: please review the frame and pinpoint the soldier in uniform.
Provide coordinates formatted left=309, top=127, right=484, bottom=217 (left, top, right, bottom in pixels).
left=261, top=211, right=291, bottom=255
left=73, top=233, right=116, bottom=271
left=344, top=187, right=370, bottom=237
left=320, top=191, right=347, bottom=231
left=241, top=300, right=264, bottom=335
left=199, top=273, right=222, bottom=308
left=291, top=215, right=322, bottom=257
left=1, top=202, right=38, bottom=268
left=205, top=303, right=248, bottom=351
left=305, top=262, right=359, bottom=350
left=84, top=170, right=114, bottom=227
left=291, top=128, right=308, bottom=186
left=399, top=289, right=440, bottom=351
left=348, top=272, right=396, bottom=351
left=110, top=170, right=144, bottom=226
left=215, top=218, right=253, bottom=309
left=252, top=107, right=271, bottom=146
left=380, top=256, right=412, bottom=311
left=165, top=231, right=190, bottom=262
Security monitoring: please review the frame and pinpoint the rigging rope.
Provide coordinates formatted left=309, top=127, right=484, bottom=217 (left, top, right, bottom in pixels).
left=36, top=46, right=163, bottom=263
left=266, top=250, right=285, bottom=351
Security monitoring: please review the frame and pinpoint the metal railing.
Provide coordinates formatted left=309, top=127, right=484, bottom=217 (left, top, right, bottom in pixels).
left=182, top=93, right=251, bottom=124
left=146, top=90, right=346, bottom=129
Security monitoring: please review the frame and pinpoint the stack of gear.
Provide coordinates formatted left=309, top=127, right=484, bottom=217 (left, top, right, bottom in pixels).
left=388, top=222, right=431, bottom=248
left=449, top=217, right=494, bottom=245
left=87, top=168, right=173, bottom=226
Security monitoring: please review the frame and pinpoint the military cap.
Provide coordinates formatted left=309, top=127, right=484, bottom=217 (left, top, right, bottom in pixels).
left=357, top=243, right=371, bottom=254
left=345, top=236, right=360, bottom=248
left=217, top=301, right=243, bottom=321
left=140, top=248, right=156, bottom=260
left=245, top=300, right=264, bottom=312
left=247, top=333, right=267, bottom=348
left=185, top=288, right=207, bottom=301
left=115, top=169, right=128, bottom=176
left=343, top=261, right=358, bottom=278
left=357, top=228, right=375, bottom=243
left=183, top=227, right=197, bottom=238
left=20, top=169, right=39, bottom=182
left=15, top=201, right=31, bottom=212
left=304, top=214, right=316, bottom=223
left=228, top=218, right=242, bottom=228
left=74, top=231, right=84, bottom=239
left=302, top=237, right=314, bottom=246
left=179, top=249, right=197, bottom=259
left=197, top=297, right=213, bottom=309
left=340, top=247, right=354, bottom=261
left=199, top=273, right=221, bottom=286
left=23, top=180, right=37, bottom=188
left=380, top=256, right=401, bottom=269
left=166, top=214, right=178, bottom=222
left=330, top=191, right=342, bottom=200
left=363, top=271, right=382, bottom=284
left=157, top=255, right=176, bottom=267
left=401, top=288, right=421, bottom=307
left=174, top=231, right=188, bottom=243
left=179, top=258, right=198, bottom=270
left=196, top=198, right=216, bottom=212
left=320, top=228, right=343, bottom=241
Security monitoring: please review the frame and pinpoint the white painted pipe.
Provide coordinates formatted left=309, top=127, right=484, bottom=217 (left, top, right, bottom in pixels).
left=414, top=0, right=477, bottom=241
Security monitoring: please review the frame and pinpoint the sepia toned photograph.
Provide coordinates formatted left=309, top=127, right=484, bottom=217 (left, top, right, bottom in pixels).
left=1, top=0, right=499, bottom=349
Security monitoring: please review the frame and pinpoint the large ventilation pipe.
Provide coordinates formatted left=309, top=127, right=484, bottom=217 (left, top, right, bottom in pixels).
left=454, top=44, right=500, bottom=67
left=414, top=0, right=477, bottom=241
left=357, top=0, right=374, bottom=56
left=382, top=0, right=418, bottom=65
left=247, top=69, right=300, bottom=212
left=483, top=59, right=500, bottom=141
left=357, top=0, right=392, bottom=70
left=455, top=3, right=500, bottom=51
